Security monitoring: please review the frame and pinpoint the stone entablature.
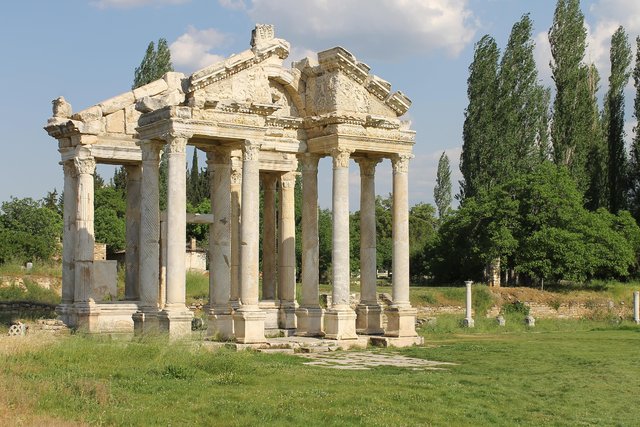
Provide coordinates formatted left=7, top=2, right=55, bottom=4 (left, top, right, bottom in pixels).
left=44, top=24, right=420, bottom=347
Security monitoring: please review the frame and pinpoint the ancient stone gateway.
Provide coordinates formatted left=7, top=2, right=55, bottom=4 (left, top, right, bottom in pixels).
left=44, top=25, right=420, bottom=346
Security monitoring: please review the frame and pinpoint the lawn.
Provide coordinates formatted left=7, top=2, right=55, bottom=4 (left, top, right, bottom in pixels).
left=1, top=320, right=639, bottom=426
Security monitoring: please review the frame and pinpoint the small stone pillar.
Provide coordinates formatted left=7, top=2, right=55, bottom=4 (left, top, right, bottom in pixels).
left=206, top=148, right=233, bottom=339
left=463, top=280, right=475, bottom=328
left=233, top=140, right=266, bottom=343
left=158, top=135, right=193, bottom=337
left=229, top=158, right=242, bottom=310
left=261, top=173, right=278, bottom=301
left=355, top=157, right=383, bottom=335
left=496, top=315, right=505, bottom=326
left=386, top=154, right=418, bottom=338
left=124, top=164, right=142, bottom=301
left=278, top=171, right=298, bottom=329
left=633, top=291, right=639, bottom=324
left=59, top=160, right=77, bottom=325
left=525, top=315, right=535, bottom=327
left=324, top=147, right=357, bottom=340
left=134, top=141, right=162, bottom=333
left=296, top=154, right=323, bottom=337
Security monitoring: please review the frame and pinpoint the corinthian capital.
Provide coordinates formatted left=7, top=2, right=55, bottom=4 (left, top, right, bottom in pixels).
left=355, top=157, right=382, bottom=177
left=299, top=153, right=320, bottom=173
left=391, top=153, right=413, bottom=174
left=165, top=136, right=188, bottom=154
left=242, top=140, right=261, bottom=161
left=73, top=157, right=96, bottom=176
left=280, top=171, right=297, bottom=189
left=330, top=147, right=354, bottom=169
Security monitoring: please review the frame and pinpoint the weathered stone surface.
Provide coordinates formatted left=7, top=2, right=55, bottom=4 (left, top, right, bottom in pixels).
left=105, top=109, right=125, bottom=134
left=133, top=78, right=169, bottom=101
left=99, top=92, right=135, bottom=115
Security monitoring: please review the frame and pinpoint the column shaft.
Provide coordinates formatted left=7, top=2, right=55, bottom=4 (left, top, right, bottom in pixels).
left=61, top=161, right=77, bottom=305
left=73, top=156, right=96, bottom=304
left=392, top=154, right=411, bottom=307
left=165, top=138, right=187, bottom=308
left=300, top=155, right=320, bottom=307
left=278, top=171, right=297, bottom=329
left=230, top=159, right=242, bottom=309
left=262, top=174, right=277, bottom=300
left=358, top=159, right=379, bottom=304
left=239, top=141, right=261, bottom=308
left=331, top=149, right=352, bottom=309
left=124, top=165, right=142, bottom=301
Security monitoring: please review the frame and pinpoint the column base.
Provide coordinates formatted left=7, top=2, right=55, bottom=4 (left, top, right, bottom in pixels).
left=324, top=308, right=357, bottom=340
left=258, top=300, right=280, bottom=330
left=56, top=303, right=76, bottom=328
left=278, top=301, right=298, bottom=329
left=207, top=308, right=234, bottom=340
left=295, top=306, right=324, bottom=337
left=356, top=303, right=384, bottom=335
left=233, top=308, right=266, bottom=344
left=385, top=306, right=418, bottom=337
left=463, top=318, right=475, bottom=328
left=133, top=310, right=160, bottom=335
left=157, top=305, right=193, bottom=338
left=73, top=301, right=101, bottom=333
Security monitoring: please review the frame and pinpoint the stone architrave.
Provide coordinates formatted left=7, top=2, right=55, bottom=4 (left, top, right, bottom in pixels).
left=229, top=158, right=242, bottom=310
left=124, top=164, right=141, bottom=301
left=157, top=135, right=193, bottom=337
left=206, top=148, right=234, bottom=339
left=59, top=160, right=77, bottom=325
left=261, top=173, right=278, bottom=301
left=296, top=154, right=324, bottom=337
left=73, top=155, right=97, bottom=330
left=278, top=171, right=298, bottom=329
left=386, top=154, right=418, bottom=338
left=324, top=147, right=357, bottom=340
left=133, top=141, right=162, bottom=334
left=233, top=140, right=266, bottom=343
left=355, top=157, right=383, bottom=335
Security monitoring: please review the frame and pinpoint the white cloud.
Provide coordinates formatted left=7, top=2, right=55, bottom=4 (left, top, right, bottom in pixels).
left=170, top=26, right=228, bottom=72
left=223, top=0, right=478, bottom=60
left=218, top=0, right=246, bottom=10
left=90, top=0, right=189, bottom=9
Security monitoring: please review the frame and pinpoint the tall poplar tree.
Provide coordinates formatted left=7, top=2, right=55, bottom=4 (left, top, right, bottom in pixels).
left=584, top=64, right=608, bottom=210
left=629, top=36, right=640, bottom=220
left=434, top=152, right=452, bottom=218
left=605, top=26, right=632, bottom=213
left=496, top=14, right=550, bottom=176
left=460, top=35, right=500, bottom=200
left=549, top=0, right=591, bottom=193
left=133, top=38, right=174, bottom=89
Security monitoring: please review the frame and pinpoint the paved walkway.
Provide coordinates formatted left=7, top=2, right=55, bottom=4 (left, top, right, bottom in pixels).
left=297, top=351, right=457, bottom=371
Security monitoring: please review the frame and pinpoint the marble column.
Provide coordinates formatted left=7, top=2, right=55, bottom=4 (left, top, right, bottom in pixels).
left=278, top=171, right=297, bottom=329
left=229, top=157, right=242, bottom=310
left=206, top=148, right=234, bottom=339
left=355, top=157, right=383, bottom=335
left=296, top=154, right=324, bottom=336
left=158, top=135, right=193, bottom=337
left=73, top=155, right=97, bottom=331
left=233, top=140, right=266, bottom=343
left=324, top=147, right=357, bottom=340
left=261, top=173, right=278, bottom=301
left=133, top=141, right=162, bottom=334
left=386, top=153, right=418, bottom=338
left=59, top=160, right=77, bottom=325
left=124, top=165, right=141, bottom=301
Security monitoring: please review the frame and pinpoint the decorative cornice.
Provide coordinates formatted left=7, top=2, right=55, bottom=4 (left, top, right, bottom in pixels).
left=392, top=153, right=413, bottom=174
left=330, top=147, right=354, bottom=169
left=242, top=140, right=261, bottom=161
left=73, top=157, right=96, bottom=176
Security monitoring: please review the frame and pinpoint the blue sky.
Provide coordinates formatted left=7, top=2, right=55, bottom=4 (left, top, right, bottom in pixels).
left=0, top=0, right=638, bottom=210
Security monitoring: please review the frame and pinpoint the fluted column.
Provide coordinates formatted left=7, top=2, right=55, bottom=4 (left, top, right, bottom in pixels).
left=278, top=171, right=297, bottom=329
left=133, top=141, right=162, bottom=334
left=60, top=161, right=77, bottom=304
left=229, top=157, right=242, bottom=310
left=233, top=140, right=266, bottom=343
left=73, top=155, right=97, bottom=331
left=205, top=148, right=234, bottom=339
left=158, top=135, right=193, bottom=337
left=296, top=154, right=323, bottom=336
left=386, top=153, right=417, bottom=338
left=355, top=157, right=383, bottom=334
left=261, top=173, right=278, bottom=301
left=124, top=164, right=142, bottom=301
left=324, top=147, right=357, bottom=340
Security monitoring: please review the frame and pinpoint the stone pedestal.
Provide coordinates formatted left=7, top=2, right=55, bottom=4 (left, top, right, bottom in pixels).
left=295, top=306, right=324, bottom=337
left=385, top=306, right=418, bottom=337
left=356, top=304, right=384, bottom=335
left=73, top=300, right=101, bottom=333
left=233, top=308, right=267, bottom=343
left=158, top=306, right=193, bottom=337
left=324, top=309, right=357, bottom=340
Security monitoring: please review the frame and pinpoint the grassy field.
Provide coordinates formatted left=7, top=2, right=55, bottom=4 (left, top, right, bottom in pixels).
left=1, top=319, right=639, bottom=426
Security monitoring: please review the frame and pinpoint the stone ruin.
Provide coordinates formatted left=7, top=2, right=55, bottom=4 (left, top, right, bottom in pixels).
left=44, top=24, right=420, bottom=347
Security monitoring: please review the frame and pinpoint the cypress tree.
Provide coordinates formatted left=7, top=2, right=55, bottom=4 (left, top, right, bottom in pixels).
left=460, top=35, right=500, bottom=200
left=133, top=38, right=174, bottom=89
left=434, top=152, right=452, bottom=218
left=629, top=36, right=640, bottom=220
left=605, top=26, right=632, bottom=213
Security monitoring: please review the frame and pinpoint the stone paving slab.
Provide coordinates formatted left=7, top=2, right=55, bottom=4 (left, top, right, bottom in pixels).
left=297, top=351, right=457, bottom=371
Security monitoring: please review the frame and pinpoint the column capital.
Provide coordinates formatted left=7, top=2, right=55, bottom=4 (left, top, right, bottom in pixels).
left=165, top=136, right=188, bottom=154
left=205, top=147, right=232, bottom=165
left=280, top=171, right=297, bottom=189
left=261, top=173, right=278, bottom=191
left=242, top=140, right=261, bottom=161
left=391, top=153, right=414, bottom=174
left=355, top=157, right=382, bottom=177
left=73, top=157, right=96, bottom=176
left=140, top=140, right=163, bottom=162
left=299, top=153, right=321, bottom=172
left=330, top=147, right=354, bottom=169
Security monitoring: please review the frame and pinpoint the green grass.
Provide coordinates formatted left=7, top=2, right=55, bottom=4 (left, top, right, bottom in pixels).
left=0, top=261, right=62, bottom=278
left=1, top=321, right=639, bottom=426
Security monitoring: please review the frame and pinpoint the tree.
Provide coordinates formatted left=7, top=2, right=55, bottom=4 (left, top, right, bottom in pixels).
left=605, top=26, right=632, bottom=213
left=548, top=0, right=592, bottom=194
left=94, top=186, right=126, bottom=255
left=584, top=64, right=608, bottom=210
left=434, top=152, right=452, bottom=218
left=460, top=35, right=500, bottom=200
left=132, top=38, right=174, bottom=89
left=629, top=36, right=640, bottom=220
left=496, top=14, right=550, bottom=175
left=186, top=148, right=209, bottom=206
